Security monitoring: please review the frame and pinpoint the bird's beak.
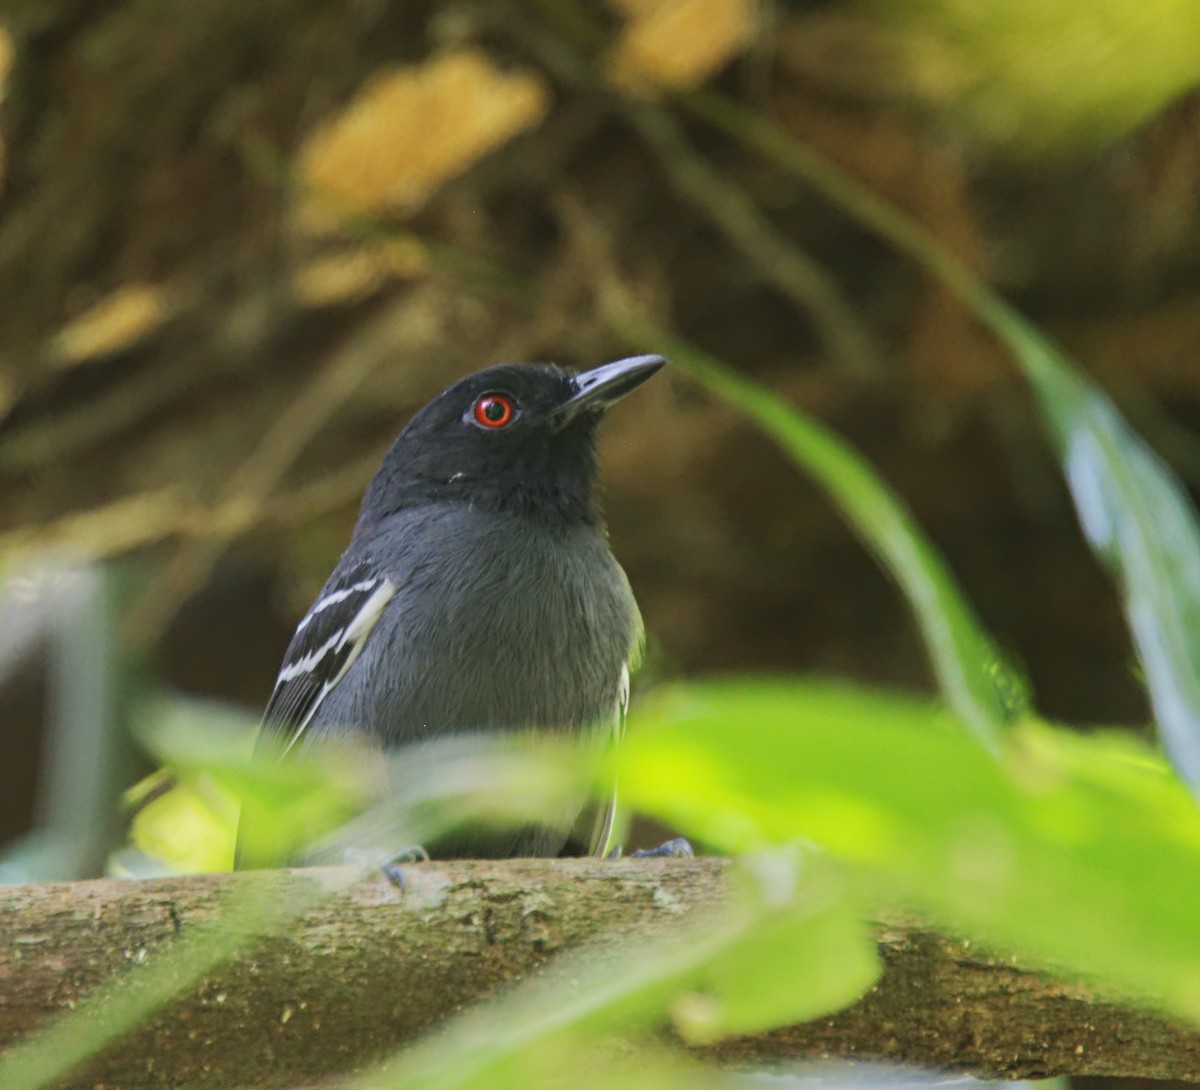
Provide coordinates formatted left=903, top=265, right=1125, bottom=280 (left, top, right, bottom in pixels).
left=551, top=355, right=666, bottom=428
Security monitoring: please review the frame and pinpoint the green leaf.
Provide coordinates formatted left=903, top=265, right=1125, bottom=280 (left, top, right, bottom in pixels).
left=4, top=733, right=605, bottom=1090
left=620, top=680, right=1200, bottom=1020
left=670, top=856, right=880, bottom=1042
left=131, top=695, right=366, bottom=869
left=983, top=307, right=1200, bottom=797
left=367, top=854, right=878, bottom=1090
left=870, top=0, right=1200, bottom=154
left=680, top=91, right=1200, bottom=797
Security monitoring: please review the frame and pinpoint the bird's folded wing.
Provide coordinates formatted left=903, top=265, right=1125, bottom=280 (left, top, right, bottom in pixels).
left=260, top=561, right=396, bottom=754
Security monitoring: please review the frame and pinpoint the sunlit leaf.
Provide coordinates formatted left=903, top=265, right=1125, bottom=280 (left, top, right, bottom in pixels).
left=621, top=680, right=1200, bottom=1020
left=367, top=853, right=877, bottom=1090
left=296, top=49, right=550, bottom=233
left=125, top=774, right=238, bottom=874
left=608, top=0, right=754, bottom=92
left=869, top=0, right=1200, bottom=154
left=132, top=694, right=366, bottom=869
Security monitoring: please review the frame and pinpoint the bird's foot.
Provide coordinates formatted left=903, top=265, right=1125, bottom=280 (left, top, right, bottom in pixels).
left=380, top=844, right=430, bottom=890
left=632, top=837, right=693, bottom=858
left=609, top=837, right=693, bottom=859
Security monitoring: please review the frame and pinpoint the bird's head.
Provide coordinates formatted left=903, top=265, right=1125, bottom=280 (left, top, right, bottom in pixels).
left=358, top=355, right=665, bottom=527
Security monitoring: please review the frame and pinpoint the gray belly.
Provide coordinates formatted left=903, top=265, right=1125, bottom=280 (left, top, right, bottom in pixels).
left=306, top=510, right=633, bottom=859
left=314, top=508, right=636, bottom=746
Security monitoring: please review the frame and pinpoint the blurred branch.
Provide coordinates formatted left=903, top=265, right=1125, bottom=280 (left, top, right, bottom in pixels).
left=623, top=103, right=884, bottom=379
left=0, top=563, right=130, bottom=882
left=2, top=860, right=1198, bottom=1089
left=0, top=452, right=385, bottom=569
left=119, top=300, right=410, bottom=645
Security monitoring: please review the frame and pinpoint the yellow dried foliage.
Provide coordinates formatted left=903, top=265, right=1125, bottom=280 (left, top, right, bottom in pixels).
left=296, top=49, right=550, bottom=235
left=0, top=26, right=13, bottom=196
left=0, top=488, right=188, bottom=562
left=609, top=0, right=754, bottom=93
left=51, top=283, right=169, bottom=366
left=0, top=28, right=11, bottom=94
left=292, top=239, right=429, bottom=307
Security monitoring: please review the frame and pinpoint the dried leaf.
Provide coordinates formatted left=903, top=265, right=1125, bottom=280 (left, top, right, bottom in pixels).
left=296, top=49, right=550, bottom=234
left=609, top=0, right=754, bottom=94
left=50, top=284, right=168, bottom=366
left=1, top=26, right=16, bottom=197
left=292, top=240, right=429, bottom=306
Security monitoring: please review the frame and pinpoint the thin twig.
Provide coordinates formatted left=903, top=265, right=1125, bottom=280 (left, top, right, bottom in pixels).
left=0, top=450, right=385, bottom=566
left=624, top=102, right=883, bottom=378
left=510, top=3, right=884, bottom=379
left=120, top=312, right=401, bottom=647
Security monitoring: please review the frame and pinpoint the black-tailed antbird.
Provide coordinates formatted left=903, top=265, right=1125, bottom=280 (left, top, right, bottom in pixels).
left=248, top=354, right=688, bottom=863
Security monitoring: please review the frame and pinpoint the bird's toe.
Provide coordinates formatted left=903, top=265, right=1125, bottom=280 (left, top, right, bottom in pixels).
left=631, top=837, right=693, bottom=859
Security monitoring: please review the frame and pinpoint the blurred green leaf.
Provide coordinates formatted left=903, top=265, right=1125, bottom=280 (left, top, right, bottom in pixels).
left=368, top=853, right=877, bottom=1090
left=669, top=856, right=879, bottom=1043
left=0, top=562, right=130, bottom=882
left=611, top=312, right=1022, bottom=754
left=5, top=731, right=604, bottom=1090
left=125, top=774, right=239, bottom=874
left=621, top=680, right=1200, bottom=1020
left=869, top=0, right=1200, bottom=154
left=982, top=308, right=1200, bottom=798
left=131, top=694, right=366, bottom=869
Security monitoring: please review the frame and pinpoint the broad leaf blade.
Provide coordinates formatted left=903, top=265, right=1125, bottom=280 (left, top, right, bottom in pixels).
left=986, top=306, right=1200, bottom=795
left=368, top=854, right=878, bottom=1090
left=621, top=680, right=1200, bottom=1020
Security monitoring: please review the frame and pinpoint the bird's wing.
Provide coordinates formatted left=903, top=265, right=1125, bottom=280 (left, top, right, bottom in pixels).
left=260, top=561, right=397, bottom=754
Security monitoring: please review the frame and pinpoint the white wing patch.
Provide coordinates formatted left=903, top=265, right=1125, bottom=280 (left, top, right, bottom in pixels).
left=277, top=631, right=343, bottom=684
left=295, top=579, right=382, bottom=633
left=262, top=575, right=397, bottom=756
left=281, top=578, right=396, bottom=755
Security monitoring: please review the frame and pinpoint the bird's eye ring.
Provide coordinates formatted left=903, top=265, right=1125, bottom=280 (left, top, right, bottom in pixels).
left=471, top=393, right=516, bottom=429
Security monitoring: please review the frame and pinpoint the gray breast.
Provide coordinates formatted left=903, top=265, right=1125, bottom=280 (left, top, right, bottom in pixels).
left=318, top=503, right=637, bottom=746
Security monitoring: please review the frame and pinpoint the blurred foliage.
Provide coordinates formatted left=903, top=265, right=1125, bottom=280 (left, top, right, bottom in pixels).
left=120, top=698, right=258, bottom=875
left=992, top=309, right=1200, bottom=795
left=7, top=1, right=1200, bottom=1088
left=865, top=0, right=1200, bottom=153
left=364, top=853, right=877, bottom=1090
left=47, top=267, right=1200, bottom=1085
left=625, top=683, right=1200, bottom=1018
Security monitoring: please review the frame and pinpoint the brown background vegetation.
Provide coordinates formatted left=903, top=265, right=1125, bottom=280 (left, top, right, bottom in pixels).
left=2, top=0, right=1199, bottom=858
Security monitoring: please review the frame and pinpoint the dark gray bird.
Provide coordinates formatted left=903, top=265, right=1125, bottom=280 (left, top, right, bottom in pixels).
left=253, top=354, right=667, bottom=861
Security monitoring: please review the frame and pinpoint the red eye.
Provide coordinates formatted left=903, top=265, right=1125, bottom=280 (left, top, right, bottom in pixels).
left=472, top=393, right=515, bottom=429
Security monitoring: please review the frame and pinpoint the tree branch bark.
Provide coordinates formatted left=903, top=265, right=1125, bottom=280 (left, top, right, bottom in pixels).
left=1, top=860, right=1197, bottom=1088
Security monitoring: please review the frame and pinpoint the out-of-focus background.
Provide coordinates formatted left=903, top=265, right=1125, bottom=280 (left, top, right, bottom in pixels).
left=1, top=0, right=1199, bottom=869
